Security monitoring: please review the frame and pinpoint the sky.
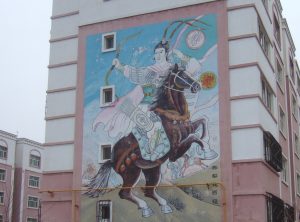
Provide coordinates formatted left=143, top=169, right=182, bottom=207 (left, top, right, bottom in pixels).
left=0, top=1, right=299, bottom=143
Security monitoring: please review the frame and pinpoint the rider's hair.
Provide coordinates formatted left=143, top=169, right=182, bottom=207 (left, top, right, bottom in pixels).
left=154, top=40, right=169, bottom=56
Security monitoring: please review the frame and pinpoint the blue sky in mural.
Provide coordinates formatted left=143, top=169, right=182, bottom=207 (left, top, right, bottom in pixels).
left=84, top=14, right=217, bottom=106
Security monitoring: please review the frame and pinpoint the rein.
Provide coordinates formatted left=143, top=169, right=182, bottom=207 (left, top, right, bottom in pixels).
left=154, top=71, right=191, bottom=122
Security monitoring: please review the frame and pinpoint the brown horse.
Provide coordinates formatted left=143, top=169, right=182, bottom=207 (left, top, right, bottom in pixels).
left=85, top=65, right=208, bottom=217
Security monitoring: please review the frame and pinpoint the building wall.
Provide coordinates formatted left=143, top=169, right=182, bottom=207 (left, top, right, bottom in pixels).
left=44, top=0, right=300, bottom=221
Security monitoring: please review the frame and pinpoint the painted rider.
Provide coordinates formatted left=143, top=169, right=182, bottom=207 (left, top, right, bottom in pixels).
left=111, top=41, right=201, bottom=161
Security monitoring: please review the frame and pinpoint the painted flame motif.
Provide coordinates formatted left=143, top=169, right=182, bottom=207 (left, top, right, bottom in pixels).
left=199, top=72, right=217, bottom=89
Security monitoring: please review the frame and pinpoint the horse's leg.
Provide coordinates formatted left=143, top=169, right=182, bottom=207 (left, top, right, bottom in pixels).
left=191, top=116, right=208, bottom=139
left=142, top=166, right=173, bottom=214
left=119, top=165, right=153, bottom=217
left=169, top=133, right=204, bottom=162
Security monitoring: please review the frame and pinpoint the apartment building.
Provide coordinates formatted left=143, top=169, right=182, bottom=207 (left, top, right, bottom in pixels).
left=44, top=0, right=300, bottom=221
left=0, top=130, right=16, bottom=222
left=13, top=138, right=43, bottom=222
left=0, top=130, right=43, bottom=222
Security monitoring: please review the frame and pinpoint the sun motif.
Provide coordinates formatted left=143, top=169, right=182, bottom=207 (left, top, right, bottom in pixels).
left=199, top=72, right=217, bottom=89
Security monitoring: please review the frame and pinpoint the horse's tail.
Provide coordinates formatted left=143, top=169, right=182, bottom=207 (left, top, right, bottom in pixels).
left=84, top=160, right=117, bottom=198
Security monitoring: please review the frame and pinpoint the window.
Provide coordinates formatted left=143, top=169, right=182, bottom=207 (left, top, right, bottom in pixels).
left=102, top=32, right=116, bottom=52
left=0, top=169, right=5, bottom=181
left=292, top=95, right=297, bottom=117
left=96, top=200, right=112, bottom=222
left=262, top=78, right=274, bottom=112
left=281, top=156, right=288, bottom=183
left=297, top=75, right=300, bottom=95
left=266, top=193, right=284, bottom=222
left=30, top=154, right=41, bottom=168
left=100, top=86, right=115, bottom=107
left=27, top=196, right=39, bottom=208
left=297, top=173, right=300, bottom=194
left=99, top=144, right=112, bottom=163
left=264, top=131, right=283, bottom=172
left=295, top=134, right=300, bottom=155
left=274, top=15, right=281, bottom=46
left=290, top=57, right=295, bottom=83
left=0, top=146, right=7, bottom=159
left=28, top=176, right=40, bottom=188
left=284, top=204, right=295, bottom=222
left=276, top=59, right=284, bottom=88
left=279, top=107, right=286, bottom=134
left=0, top=192, right=4, bottom=204
left=27, top=218, right=38, bottom=222
left=259, top=19, right=271, bottom=57
left=0, top=215, right=3, bottom=222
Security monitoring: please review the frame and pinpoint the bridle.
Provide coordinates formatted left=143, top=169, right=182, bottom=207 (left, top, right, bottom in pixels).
left=163, top=70, right=198, bottom=92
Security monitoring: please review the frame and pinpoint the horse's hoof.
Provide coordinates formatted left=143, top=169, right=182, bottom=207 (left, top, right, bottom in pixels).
left=161, top=204, right=173, bottom=214
left=141, top=207, right=154, bottom=217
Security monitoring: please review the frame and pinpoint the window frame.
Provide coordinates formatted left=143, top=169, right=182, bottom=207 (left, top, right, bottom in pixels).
left=279, top=106, right=286, bottom=135
left=273, top=13, right=281, bottom=47
left=27, top=217, right=38, bottom=222
left=292, top=94, right=297, bottom=119
left=261, top=77, right=274, bottom=113
left=295, top=133, right=300, bottom=157
left=29, top=154, right=41, bottom=169
left=0, top=192, right=4, bottom=205
left=0, top=169, right=6, bottom=182
left=27, top=196, right=39, bottom=209
left=100, top=85, right=115, bottom=107
left=297, top=172, right=300, bottom=195
left=258, top=18, right=271, bottom=58
left=290, top=56, right=295, bottom=83
left=275, top=57, right=284, bottom=90
left=0, top=145, right=8, bottom=160
left=96, top=200, right=112, bottom=222
left=102, top=32, right=116, bottom=52
left=281, top=155, right=289, bottom=184
left=28, top=175, right=40, bottom=188
left=98, top=144, right=112, bottom=163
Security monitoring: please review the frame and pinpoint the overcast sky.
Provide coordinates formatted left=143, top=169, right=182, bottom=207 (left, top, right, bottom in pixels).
left=0, top=1, right=299, bottom=143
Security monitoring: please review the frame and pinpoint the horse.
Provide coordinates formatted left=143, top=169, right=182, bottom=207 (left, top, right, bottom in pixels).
left=85, top=64, right=208, bottom=217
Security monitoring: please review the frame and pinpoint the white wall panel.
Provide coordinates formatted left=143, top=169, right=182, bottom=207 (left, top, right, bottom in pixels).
left=51, top=15, right=79, bottom=39
left=230, top=66, right=261, bottom=97
left=231, top=98, right=278, bottom=138
left=45, top=118, right=75, bottom=143
left=46, top=90, right=76, bottom=117
left=229, top=38, right=276, bottom=92
left=232, top=128, right=264, bottom=160
left=231, top=98, right=260, bottom=126
left=228, top=8, right=257, bottom=37
left=79, top=0, right=218, bottom=26
left=43, top=144, right=74, bottom=171
left=49, top=38, right=78, bottom=65
left=48, top=64, right=77, bottom=90
left=52, top=0, right=79, bottom=16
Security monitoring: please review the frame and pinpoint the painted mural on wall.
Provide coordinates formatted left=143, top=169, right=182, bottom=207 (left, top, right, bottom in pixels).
left=81, top=14, right=222, bottom=221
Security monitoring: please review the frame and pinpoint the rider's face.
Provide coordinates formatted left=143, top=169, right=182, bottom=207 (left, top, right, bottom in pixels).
left=154, top=48, right=167, bottom=63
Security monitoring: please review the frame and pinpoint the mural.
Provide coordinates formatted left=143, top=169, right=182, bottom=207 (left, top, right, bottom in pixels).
left=81, top=14, right=221, bottom=221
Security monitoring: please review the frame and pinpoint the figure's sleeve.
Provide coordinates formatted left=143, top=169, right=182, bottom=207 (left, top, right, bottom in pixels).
left=123, top=65, right=157, bottom=85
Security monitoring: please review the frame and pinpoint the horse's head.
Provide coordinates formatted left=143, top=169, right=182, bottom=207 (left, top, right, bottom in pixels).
left=170, top=64, right=201, bottom=93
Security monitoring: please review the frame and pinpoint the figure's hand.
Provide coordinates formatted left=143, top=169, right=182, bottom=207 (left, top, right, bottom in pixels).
left=171, top=48, right=184, bottom=58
